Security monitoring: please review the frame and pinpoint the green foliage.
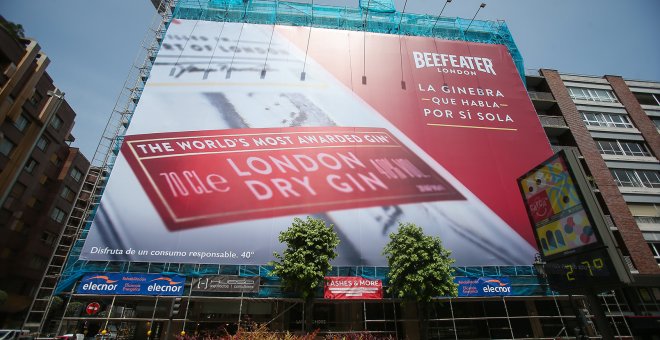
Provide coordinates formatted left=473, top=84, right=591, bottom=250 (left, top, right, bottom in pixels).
left=0, top=289, right=7, bottom=305
left=50, top=296, right=64, bottom=310
left=65, top=301, right=84, bottom=316
left=0, top=17, right=25, bottom=39
left=383, top=222, right=458, bottom=302
left=270, top=216, right=340, bottom=300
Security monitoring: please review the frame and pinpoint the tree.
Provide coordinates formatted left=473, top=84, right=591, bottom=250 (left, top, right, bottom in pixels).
left=383, top=222, right=458, bottom=339
left=270, top=216, right=340, bottom=333
left=0, top=17, right=25, bottom=40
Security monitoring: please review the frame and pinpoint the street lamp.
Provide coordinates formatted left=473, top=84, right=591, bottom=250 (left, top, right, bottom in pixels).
left=533, top=253, right=546, bottom=278
left=431, top=0, right=453, bottom=32
left=465, top=3, right=487, bottom=32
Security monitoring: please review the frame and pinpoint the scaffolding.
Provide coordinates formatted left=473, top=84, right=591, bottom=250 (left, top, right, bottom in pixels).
left=22, top=0, right=177, bottom=334
left=174, top=0, right=525, bottom=79
left=24, top=0, right=548, bottom=336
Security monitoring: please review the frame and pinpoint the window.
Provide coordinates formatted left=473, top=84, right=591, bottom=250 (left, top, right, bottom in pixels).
left=28, top=256, right=47, bottom=270
left=29, top=91, right=43, bottom=106
left=653, top=118, right=660, bottom=130
left=50, top=207, right=66, bottom=223
left=70, top=167, right=83, bottom=182
left=50, top=153, right=62, bottom=167
left=636, top=216, right=660, bottom=224
left=60, top=186, right=75, bottom=202
left=611, top=169, right=660, bottom=189
left=41, top=231, right=56, bottom=246
left=36, top=136, right=49, bottom=151
left=24, top=158, right=38, bottom=174
left=633, top=92, right=660, bottom=106
left=0, top=138, right=16, bottom=156
left=581, top=111, right=633, bottom=129
left=567, top=87, right=618, bottom=103
left=50, top=115, right=63, bottom=130
left=649, top=242, right=660, bottom=265
left=13, top=113, right=29, bottom=132
left=9, top=182, right=26, bottom=200
left=20, top=282, right=36, bottom=296
left=595, top=139, right=651, bottom=157
left=9, top=220, right=24, bottom=232
left=32, top=199, right=43, bottom=211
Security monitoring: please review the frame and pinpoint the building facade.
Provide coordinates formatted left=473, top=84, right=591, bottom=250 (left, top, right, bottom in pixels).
left=0, top=20, right=90, bottom=327
left=527, top=69, right=660, bottom=333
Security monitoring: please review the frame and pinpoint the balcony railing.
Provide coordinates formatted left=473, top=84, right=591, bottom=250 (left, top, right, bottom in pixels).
left=550, top=145, right=579, bottom=154
left=528, top=91, right=555, bottom=101
left=539, top=115, right=568, bottom=128
left=603, top=215, right=616, bottom=230
left=623, top=256, right=639, bottom=274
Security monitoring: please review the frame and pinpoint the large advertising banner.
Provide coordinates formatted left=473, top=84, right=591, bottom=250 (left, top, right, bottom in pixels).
left=81, top=20, right=552, bottom=266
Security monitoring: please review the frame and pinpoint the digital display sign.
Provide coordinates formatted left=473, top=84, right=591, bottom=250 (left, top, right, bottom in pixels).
left=518, top=150, right=631, bottom=293
left=542, top=248, right=621, bottom=292
left=518, top=153, right=600, bottom=258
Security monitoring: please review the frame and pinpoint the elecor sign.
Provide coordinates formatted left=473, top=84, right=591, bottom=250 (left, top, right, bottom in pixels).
left=80, top=20, right=552, bottom=267
left=76, top=273, right=185, bottom=296
left=324, top=277, right=383, bottom=299
left=455, top=277, right=513, bottom=297
left=191, top=275, right=259, bottom=293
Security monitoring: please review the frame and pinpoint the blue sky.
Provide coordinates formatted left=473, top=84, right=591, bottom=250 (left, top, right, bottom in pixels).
left=2, top=0, right=659, bottom=159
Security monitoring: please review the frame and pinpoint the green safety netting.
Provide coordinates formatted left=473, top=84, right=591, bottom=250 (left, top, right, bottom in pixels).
left=175, top=0, right=525, bottom=79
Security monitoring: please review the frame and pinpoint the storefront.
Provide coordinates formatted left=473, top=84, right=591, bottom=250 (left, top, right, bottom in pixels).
left=53, top=291, right=631, bottom=339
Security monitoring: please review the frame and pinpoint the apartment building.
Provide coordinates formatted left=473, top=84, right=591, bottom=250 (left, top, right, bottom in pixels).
left=527, top=70, right=660, bottom=327
left=0, top=20, right=90, bottom=327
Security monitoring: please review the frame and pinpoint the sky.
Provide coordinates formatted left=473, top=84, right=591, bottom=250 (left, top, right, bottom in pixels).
left=1, top=0, right=659, bottom=159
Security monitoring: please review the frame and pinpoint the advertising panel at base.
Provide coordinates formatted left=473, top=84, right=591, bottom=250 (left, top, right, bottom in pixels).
left=80, top=19, right=552, bottom=267
left=455, top=277, right=513, bottom=297
left=191, top=275, right=260, bottom=293
left=324, top=277, right=383, bottom=299
left=77, top=273, right=185, bottom=296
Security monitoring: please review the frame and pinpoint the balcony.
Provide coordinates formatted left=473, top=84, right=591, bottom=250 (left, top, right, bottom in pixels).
left=623, top=256, right=639, bottom=274
left=539, top=115, right=567, bottom=127
left=550, top=145, right=580, bottom=156
left=529, top=91, right=554, bottom=101
left=603, top=214, right=616, bottom=230
left=539, top=115, right=568, bottom=137
left=528, top=91, right=556, bottom=111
